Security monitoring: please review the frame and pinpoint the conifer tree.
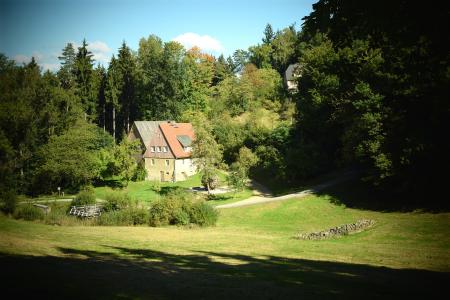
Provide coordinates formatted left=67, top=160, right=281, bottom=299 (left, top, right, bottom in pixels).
left=57, top=43, right=76, bottom=89
left=74, top=39, right=95, bottom=120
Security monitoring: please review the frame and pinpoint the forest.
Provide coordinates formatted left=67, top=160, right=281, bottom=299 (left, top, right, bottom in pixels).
left=0, top=0, right=449, bottom=207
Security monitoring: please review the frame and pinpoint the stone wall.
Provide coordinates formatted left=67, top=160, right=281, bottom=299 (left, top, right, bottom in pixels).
left=295, top=219, right=375, bottom=240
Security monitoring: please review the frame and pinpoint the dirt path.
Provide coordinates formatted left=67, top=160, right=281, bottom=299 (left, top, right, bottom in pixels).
left=216, top=174, right=355, bottom=209
left=19, top=198, right=105, bottom=204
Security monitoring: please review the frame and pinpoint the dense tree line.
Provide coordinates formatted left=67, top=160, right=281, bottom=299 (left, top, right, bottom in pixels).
left=292, top=0, right=450, bottom=199
left=1, top=0, right=448, bottom=207
left=0, top=37, right=238, bottom=196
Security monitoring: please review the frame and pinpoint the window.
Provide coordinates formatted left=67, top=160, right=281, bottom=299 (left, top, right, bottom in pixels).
left=156, top=146, right=161, bottom=152
left=165, top=160, right=169, bottom=166
left=163, top=146, right=167, bottom=152
left=150, top=146, right=155, bottom=152
left=150, top=159, right=155, bottom=166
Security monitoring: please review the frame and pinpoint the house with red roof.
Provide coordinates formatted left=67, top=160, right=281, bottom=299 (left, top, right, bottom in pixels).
left=128, top=121, right=196, bottom=182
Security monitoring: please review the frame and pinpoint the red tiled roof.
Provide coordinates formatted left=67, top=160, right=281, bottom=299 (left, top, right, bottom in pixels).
left=159, top=123, right=195, bottom=159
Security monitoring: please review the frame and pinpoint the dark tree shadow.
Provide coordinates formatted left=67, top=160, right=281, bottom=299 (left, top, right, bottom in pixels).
left=0, top=246, right=448, bottom=299
left=158, top=186, right=186, bottom=196
left=93, top=178, right=125, bottom=189
left=315, top=176, right=450, bottom=213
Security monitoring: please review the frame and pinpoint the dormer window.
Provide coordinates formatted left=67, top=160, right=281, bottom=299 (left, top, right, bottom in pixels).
left=176, top=135, right=192, bottom=152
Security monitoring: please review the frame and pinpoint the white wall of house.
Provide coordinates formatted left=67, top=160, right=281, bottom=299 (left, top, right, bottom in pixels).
left=174, top=158, right=196, bottom=181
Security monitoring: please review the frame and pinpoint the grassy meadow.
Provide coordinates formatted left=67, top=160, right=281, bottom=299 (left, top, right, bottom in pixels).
left=0, top=180, right=449, bottom=299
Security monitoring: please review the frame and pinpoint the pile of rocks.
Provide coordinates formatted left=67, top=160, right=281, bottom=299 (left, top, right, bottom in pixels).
left=295, top=219, right=375, bottom=240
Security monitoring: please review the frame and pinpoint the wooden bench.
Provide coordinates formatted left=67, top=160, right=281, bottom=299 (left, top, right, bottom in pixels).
left=33, top=204, right=51, bottom=214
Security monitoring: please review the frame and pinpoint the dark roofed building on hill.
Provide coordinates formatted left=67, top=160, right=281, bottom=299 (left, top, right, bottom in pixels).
left=128, top=121, right=196, bottom=182
left=284, top=63, right=301, bottom=93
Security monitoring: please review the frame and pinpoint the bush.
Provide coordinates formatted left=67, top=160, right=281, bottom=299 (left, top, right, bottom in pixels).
left=189, top=202, right=219, bottom=227
left=103, top=191, right=134, bottom=212
left=148, top=189, right=194, bottom=226
left=14, top=204, right=45, bottom=221
left=0, top=190, right=17, bottom=214
left=43, top=203, right=83, bottom=226
left=173, top=208, right=190, bottom=226
left=97, top=207, right=149, bottom=226
left=148, top=198, right=184, bottom=226
left=148, top=190, right=218, bottom=227
left=71, top=186, right=96, bottom=206
left=132, top=161, right=147, bottom=181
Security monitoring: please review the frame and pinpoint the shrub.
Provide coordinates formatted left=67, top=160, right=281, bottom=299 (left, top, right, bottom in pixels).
left=148, top=190, right=193, bottom=226
left=103, top=191, right=134, bottom=212
left=173, top=208, right=190, bottom=226
left=72, top=186, right=96, bottom=206
left=97, top=207, right=149, bottom=226
left=0, top=190, right=17, bottom=214
left=189, top=202, right=219, bottom=227
left=43, top=203, right=82, bottom=226
left=132, top=161, right=147, bottom=181
left=14, top=204, right=45, bottom=221
left=148, top=190, right=218, bottom=227
left=148, top=198, right=180, bottom=226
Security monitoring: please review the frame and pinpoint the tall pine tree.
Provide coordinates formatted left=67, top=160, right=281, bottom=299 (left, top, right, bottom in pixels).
left=74, top=39, right=96, bottom=120
left=57, top=43, right=76, bottom=89
left=117, top=41, right=137, bottom=134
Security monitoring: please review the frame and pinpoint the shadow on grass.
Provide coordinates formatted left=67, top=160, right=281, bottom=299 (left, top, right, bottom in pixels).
left=206, top=193, right=233, bottom=201
left=159, top=186, right=186, bottom=196
left=316, top=177, right=450, bottom=212
left=1, top=246, right=448, bottom=299
left=94, top=178, right=125, bottom=189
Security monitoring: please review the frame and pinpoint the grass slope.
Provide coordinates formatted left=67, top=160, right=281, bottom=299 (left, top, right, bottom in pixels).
left=1, top=181, right=449, bottom=299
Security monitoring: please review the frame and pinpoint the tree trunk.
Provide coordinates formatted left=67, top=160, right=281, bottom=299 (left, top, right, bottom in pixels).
left=127, top=113, right=130, bottom=134
left=103, top=103, right=106, bottom=132
left=206, top=182, right=211, bottom=195
left=112, top=106, right=116, bottom=141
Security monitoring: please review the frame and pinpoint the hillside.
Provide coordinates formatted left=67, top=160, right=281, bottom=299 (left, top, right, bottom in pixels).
left=1, top=181, right=449, bottom=298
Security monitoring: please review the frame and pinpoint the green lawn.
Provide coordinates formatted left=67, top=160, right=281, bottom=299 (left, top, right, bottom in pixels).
left=94, top=173, right=204, bottom=201
left=95, top=171, right=253, bottom=207
left=1, top=180, right=449, bottom=299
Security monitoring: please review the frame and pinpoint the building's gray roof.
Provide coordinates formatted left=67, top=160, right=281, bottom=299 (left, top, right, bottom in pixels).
left=285, top=63, right=300, bottom=81
left=133, top=121, right=165, bottom=146
left=176, top=135, right=192, bottom=147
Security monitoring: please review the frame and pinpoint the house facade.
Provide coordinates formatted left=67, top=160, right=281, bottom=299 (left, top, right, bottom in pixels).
left=284, top=63, right=301, bottom=93
left=128, top=121, right=196, bottom=182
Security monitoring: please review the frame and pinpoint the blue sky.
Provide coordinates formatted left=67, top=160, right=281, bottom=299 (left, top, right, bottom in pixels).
left=0, top=0, right=316, bottom=71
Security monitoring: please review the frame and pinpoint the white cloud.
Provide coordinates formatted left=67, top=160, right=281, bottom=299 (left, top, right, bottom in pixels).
left=14, top=54, right=30, bottom=64
left=14, top=52, right=59, bottom=71
left=31, top=51, right=44, bottom=61
left=87, top=41, right=112, bottom=65
left=41, top=63, right=60, bottom=71
left=72, top=40, right=112, bottom=65
left=173, top=32, right=224, bottom=53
